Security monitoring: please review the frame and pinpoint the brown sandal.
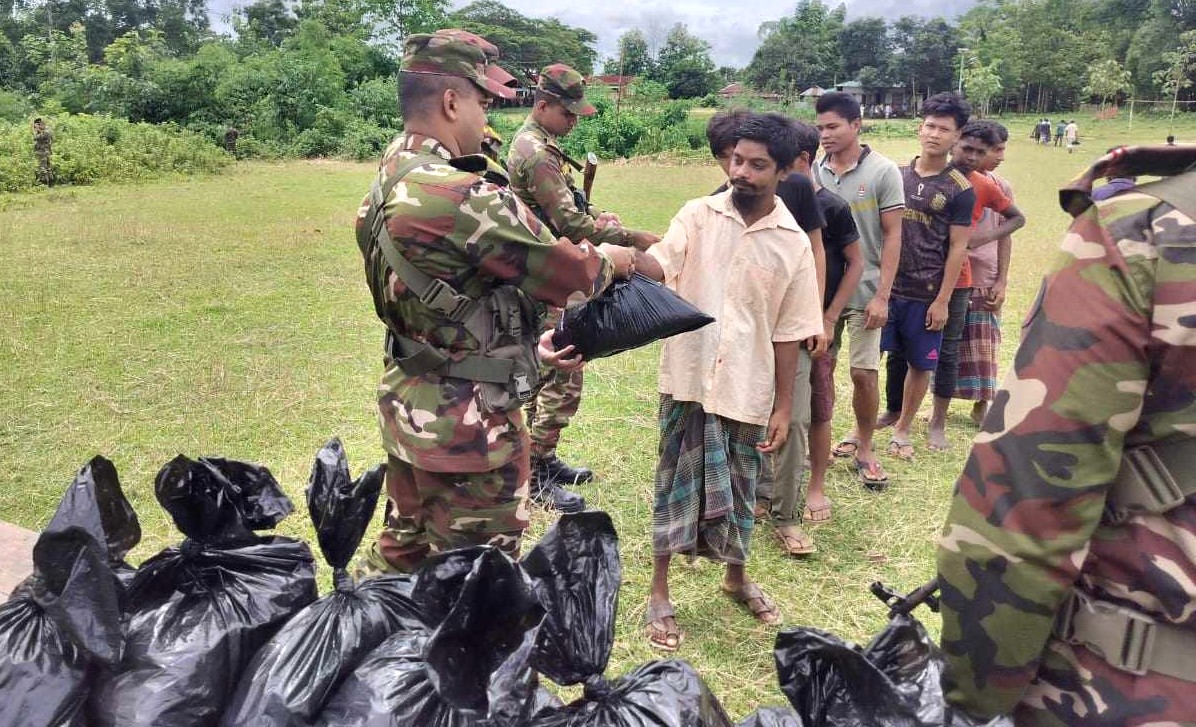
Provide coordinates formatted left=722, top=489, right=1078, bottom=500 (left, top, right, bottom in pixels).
left=774, top=524, right=816, bottom=556
left=644, top=600, right=684, bottom=652
left=722, top=582, right=782, bottom=625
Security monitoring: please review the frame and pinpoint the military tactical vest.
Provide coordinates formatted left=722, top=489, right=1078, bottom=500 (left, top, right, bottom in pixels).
left=357, top=153, right=540, bottom=413
left=1053, top=169, right=1196, bottom=682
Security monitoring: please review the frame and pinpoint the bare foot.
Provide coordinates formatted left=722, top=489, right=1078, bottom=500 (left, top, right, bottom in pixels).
left=876, top=411, right=899, bottom=429
left=928, top=425, right=949, bottom=451
left=971, top=401, right=988, bottom=428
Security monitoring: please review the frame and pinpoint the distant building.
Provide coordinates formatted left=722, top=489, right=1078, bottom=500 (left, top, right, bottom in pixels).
left=799, top=85, right=826, bottom=100
left=589, top=75, right=637, bottom=101
left=833, top=80, right=920, bottom=117
left=718, top=82, right=745, bottom=99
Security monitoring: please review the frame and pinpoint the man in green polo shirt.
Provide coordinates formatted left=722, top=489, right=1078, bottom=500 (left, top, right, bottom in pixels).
left=812, top=92, right=905, bottom=490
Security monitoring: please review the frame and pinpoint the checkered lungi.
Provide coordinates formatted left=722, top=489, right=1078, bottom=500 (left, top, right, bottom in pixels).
left=953, top=296, right=1001, bottom=401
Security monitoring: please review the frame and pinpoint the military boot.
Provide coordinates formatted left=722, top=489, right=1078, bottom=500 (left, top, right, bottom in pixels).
left=539, top=454, right=594, bottom=486
left=530, top=458, right=586, bottom=513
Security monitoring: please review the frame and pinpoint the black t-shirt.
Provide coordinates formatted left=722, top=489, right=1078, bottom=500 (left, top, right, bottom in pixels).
left=816, top=187, right=859, bottom=310
left=713, top=173, right=826, bottom=234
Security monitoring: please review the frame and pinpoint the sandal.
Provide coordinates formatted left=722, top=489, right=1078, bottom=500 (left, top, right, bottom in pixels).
left=774, top=524, right=816, bottom=556
left=644, top=600, right=685, bottom=652
left=855, top=457, right=890, bottom=492
left=831, top=437, right=860, bottom=459
left=803, top=497, right=833, bottom=523
left=887, top=438, right=915, bottom=462
left=722, top=581, right=782, bottom=624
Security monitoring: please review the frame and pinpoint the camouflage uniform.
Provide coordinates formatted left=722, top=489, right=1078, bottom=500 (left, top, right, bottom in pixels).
left=507, top=64, right=634, bottom=463
left=33, top=123, right=51, bottom=185
left=355, top=31, right=614, bottom=575
left=938, top=147, right=1196, bottom=725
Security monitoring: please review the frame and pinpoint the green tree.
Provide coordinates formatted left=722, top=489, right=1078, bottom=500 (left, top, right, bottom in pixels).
left=1153, top=29, right=1196, bottom=123
left=449, top=0, right=597, bottom=76
left=235, top=0, right=298, bottom=48
left=963, top=59, right=1002, bottom=115
left=838, top=17, right=889, bottom=80
left=608, top=28, right=651, bottom=77
left=652, top=22, right=715, bottom=98
left=745, top=0, right=845, bottom=93
left=1083, top=58, right=1132, bottom=107
left=359, top=0, right=448, bottom=53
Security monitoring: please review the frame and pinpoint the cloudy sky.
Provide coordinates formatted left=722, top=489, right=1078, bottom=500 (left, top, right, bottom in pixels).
left=210, top=0, right=977, bottom=68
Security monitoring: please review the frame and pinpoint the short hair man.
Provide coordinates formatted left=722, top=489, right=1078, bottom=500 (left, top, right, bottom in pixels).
left=506, top=64, right=661, bottom=512
left=1065, top=119, right=1079, bottom=152
left=812, top=91, right=905, bottom=490
left=881, top=92, right=975, bottom=461
left=354, top=30, right=633, bottom=575
left=790, top=119, right=864, bottom=530
left=885, top=120, right=1026, bottom=449
left=635, top=113, right=823, bottom=649
left=953, top=122, right=1019, bottom=425
left=707, top=110, right=828, bottom=552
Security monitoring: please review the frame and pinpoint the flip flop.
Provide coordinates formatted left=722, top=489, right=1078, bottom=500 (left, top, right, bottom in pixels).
left=774, top=524, right=816, bottom=556
left=831, top=437, right=860, bottom=458
left=722, top=581, right=782, bottom=624
left=887, top=438, right=915, bottom=462
left=643, top=600, right=685, bottom=652
left=803, top=498, right=833, bottom=523
left=855, top=458, right=890, bottom=492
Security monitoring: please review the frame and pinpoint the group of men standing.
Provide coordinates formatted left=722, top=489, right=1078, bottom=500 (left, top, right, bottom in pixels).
left=351, top=26, right=1195, bottom=724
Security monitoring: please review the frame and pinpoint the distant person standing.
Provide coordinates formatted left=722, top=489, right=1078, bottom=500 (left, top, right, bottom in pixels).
left=1054, top=119, right=1065, bottom=147
left=1065, top=119, right=1079, bottom=152
left=32, top=117, right=52, bottom=185
left=224, top=126, right=239, bottom=154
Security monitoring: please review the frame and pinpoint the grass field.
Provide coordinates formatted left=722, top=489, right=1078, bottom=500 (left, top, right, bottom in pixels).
left=1, top=114, right=1191, bottom=718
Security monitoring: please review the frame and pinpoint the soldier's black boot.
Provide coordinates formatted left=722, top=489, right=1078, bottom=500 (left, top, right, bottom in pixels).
left=540, top=455, right=594, bottom=486
left=530, top=458, right=585, bottom=513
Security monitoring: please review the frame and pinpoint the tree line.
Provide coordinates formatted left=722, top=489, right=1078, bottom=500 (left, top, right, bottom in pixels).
left=608, top=0, right=1195, bottom=112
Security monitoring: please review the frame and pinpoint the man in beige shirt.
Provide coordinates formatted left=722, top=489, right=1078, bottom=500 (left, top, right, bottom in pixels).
left=635, top=113, right=823, bottom=651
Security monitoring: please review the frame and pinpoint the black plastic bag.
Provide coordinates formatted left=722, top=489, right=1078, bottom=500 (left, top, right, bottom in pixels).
left=552, top=273, right=714, bottom=360
left=773, top=586, right=1011, bottom=727
left=317, top=546, right=545, bottom=726
left=737, top=706, right=805, bottom=726
left=0, top=457, right=134, bottom=727
left=89, top=455, right=318, bottom=727
left=521, top=512, right=734, bottom=727
left=221, top=439, right=426, bottom=726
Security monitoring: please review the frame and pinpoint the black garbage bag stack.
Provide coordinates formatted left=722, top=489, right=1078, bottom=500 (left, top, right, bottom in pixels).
left=89, top=455, right=318, bottom=726
left=522, top=512, right=735, bottom=727
left=317, top=545, right=546, bottom=726
left=222, top=439, right=426, bottom=726
left=0, top=457, right=137, bottom=727
left=773, top=584, right=1011, bottom=727
left=552, top=273, right=715, bottom=360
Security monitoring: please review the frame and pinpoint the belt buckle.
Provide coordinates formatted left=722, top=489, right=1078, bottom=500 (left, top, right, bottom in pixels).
left=1112, top=607, right=1157, bottom=676
left=420, top=278, right=470, bottom=319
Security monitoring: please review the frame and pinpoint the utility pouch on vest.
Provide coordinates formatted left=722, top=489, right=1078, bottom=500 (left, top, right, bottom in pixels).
left=362, top=152, right=540, bottom=413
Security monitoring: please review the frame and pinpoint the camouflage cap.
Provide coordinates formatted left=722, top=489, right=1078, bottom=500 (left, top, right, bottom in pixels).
left=536, top=63, right=596, bottom=116
left=401, top=29, right=517, bottom=100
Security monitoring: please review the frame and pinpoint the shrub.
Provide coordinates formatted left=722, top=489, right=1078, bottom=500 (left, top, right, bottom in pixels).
left=0, top=113, right=230, bottom=193
left=0, top=90, right=31, bottom=123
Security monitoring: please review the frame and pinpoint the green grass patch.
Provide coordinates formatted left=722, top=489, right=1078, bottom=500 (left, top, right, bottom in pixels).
left=2, top=119, right=1193, bottom=717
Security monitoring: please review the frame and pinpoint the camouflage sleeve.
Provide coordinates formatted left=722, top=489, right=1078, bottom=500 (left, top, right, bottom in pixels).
left=524, top=150, right=630, bottom=246
left=465, top=179, right=614, bottom=306
left=936, top=193, right=1166, bottom=719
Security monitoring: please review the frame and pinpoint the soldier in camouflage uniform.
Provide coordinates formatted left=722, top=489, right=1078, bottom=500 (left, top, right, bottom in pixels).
left=32, top=118, right=52, bottom=185
left=354, top=30, right=634, bottom=575
left=937, top=144, right=1196, bottom=724
left=507, top=63, right=660, bottom=511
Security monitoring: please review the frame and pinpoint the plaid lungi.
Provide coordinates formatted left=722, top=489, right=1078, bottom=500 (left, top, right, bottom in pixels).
left=953, top=295, right=1001, bottom=401
left=652, top=394, right=765, bottom=565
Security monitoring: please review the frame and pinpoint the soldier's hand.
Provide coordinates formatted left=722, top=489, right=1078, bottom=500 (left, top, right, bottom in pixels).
left=629, top=230, right=661, bottom=251
left=598, top=243, right=636, bottom=279
left=594, top=211, right=622, bottom=229
left=864, top=295, right=889, bottom=329
left=926, top=299, right=948, bottom=331
left=538, top=330, right=585, bottom=372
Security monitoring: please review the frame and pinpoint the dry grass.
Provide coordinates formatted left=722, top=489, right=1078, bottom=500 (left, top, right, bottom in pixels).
left=1, top=116, right=1189, bottom=718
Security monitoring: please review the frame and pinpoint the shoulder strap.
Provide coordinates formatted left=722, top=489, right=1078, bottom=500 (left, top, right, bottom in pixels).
left=358, top=153, right=479, bottom=322
left=1104, top=440, right=1196, bottom=523
left=1133, top=171, right=1196, bottom=222
left=358, top=152, right=513, bottom=385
